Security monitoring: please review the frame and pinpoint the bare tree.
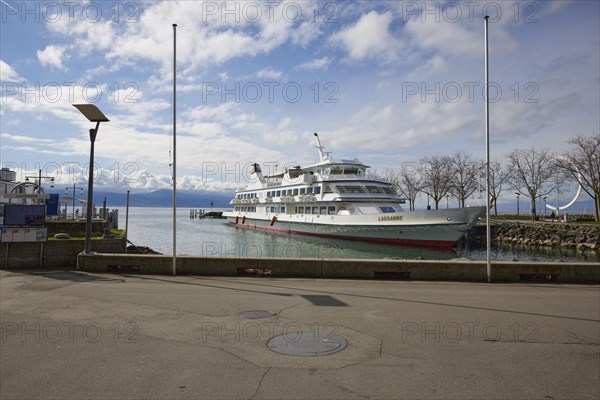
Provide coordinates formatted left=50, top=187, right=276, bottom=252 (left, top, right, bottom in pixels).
left=449, top=152, right=480, bottom=207
left=421, top=155, right=453, bottom=209
left=488, top=160, right=510, bottom=216
left=556, top=134, right=600, bottom=221
left=506, top=148, right=556, bottom=221
left=382, top=168, right=400, bottom=193
left=398, top=165, right=422, bottom=211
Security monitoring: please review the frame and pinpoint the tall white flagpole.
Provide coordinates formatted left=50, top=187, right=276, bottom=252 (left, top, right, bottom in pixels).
left=484, top=16, right=491, bottom=283
left=172, top=23, right=177, bottom=276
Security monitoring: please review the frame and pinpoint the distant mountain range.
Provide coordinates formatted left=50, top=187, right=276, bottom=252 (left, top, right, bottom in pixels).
left=44, top=188, right=596, bottom=214
left=47, top=189, right=234, bottom=208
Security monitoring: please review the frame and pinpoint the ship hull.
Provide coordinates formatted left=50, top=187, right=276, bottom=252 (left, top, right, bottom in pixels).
left=223, top=207, right=485, bottom=249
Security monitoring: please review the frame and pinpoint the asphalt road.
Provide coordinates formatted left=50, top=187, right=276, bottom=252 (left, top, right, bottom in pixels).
left=1, top=269, right=599, bottom=399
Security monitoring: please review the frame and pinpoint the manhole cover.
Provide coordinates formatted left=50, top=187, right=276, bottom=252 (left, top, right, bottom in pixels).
left=267, top=333, right=347, bottom=356
left=239, top=310, right=276, bottom=319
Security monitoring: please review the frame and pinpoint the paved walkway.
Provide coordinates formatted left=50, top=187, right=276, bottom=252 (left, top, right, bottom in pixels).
left=1, top=269, right=599, bottom=399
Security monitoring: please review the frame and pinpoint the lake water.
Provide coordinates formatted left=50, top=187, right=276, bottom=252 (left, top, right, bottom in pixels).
left=119, top=207, right=600, bottom=263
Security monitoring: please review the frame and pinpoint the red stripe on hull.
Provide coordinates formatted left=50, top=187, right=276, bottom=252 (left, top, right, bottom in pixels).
left=229, top=221, right=457, bottom=249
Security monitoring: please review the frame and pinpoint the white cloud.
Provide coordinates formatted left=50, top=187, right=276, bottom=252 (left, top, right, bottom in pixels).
left=296, top=56, right=332, bottom=71
left=218, top=72, right=229, bottom=81
left=404, top=19, right=480, bottom=58
left=36, top=45, right=68, bottom=70
left=329, top=11, right=401, bottom=62
left=0, top=60, right=20, bottom=81
left=256, top=67, right=284, bottom=80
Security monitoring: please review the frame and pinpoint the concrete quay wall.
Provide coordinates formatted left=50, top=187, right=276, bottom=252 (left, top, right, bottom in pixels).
left=2, top=239, right=126, bottom=268
left=77, top=253, right=600, bottom=283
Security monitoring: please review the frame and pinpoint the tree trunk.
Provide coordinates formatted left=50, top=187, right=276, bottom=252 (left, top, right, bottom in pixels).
left=530, top=198, right=537, bottom=222
left=595, top=193, right=600, bottom=222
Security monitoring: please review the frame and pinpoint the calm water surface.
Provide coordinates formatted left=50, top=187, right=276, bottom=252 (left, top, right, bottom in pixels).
left=119, top=207, right=600, bottom=262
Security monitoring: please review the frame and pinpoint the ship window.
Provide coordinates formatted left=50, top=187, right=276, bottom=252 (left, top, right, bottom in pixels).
left=305, top=207, right=312, bottom=214
left=299, top=206, right=304, bottom=213
left=307, top=187, right=313, bottom=194
left=293, top=188, right=299, bottom=195
left=320, top=206, right=327, bottom=214
left=270, top=207, right=275, bottom=213
left=281, top=206, right=285, bottom=213
left=276, top=190, right=281, bottom=196
left=300, top=188, right=306, bottom=194
left=328, top=206, right=336, bottom=215
left=314, top=186, right=321, bottom=194
left=312, top=207, right=319, bottom=214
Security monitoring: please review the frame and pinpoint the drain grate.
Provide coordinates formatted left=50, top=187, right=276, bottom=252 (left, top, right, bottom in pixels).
left=239, top=310, right=276, bottom=319
left=267, top=333, right=347, bottom=356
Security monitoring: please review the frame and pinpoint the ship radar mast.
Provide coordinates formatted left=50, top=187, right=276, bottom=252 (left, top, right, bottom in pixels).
left=313, top=132, right=331, bottom=162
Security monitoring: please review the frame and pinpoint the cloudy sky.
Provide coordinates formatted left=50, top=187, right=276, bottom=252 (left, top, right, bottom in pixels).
left=1, top=1, right=598, bottom=203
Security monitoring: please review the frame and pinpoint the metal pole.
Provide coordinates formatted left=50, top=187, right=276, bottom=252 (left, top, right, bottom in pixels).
left=172, top=23, right=177, bottom=276
left=72, top=183, right=76, bottom=220
left=84, top=122, right=100, bottom=254
left=125, top=190, right=130, bottom=254
left=484, top=16, right=491, bottom=283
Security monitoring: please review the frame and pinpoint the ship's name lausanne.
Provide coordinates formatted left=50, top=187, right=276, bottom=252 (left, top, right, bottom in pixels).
left=378, top=216, right=403, bottom=221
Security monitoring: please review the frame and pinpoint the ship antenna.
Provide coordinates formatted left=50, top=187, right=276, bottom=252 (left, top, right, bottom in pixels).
left=313, top=132, right=330, bottom=162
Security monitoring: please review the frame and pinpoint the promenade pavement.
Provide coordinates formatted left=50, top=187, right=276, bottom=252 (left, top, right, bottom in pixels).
left=1, top=268, right=599, bottom=399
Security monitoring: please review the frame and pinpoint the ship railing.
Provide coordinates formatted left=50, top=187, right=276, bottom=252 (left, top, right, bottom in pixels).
left=298, top=195, right=317, bottom=202
left=320, top=174, right=363, bottom=181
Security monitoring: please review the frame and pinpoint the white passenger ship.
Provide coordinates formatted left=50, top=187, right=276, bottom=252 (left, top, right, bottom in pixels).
left=223, top=134, right=485, bottom=248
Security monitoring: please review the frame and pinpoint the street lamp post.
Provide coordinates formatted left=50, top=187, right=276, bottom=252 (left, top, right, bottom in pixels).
left=65, top=183, right=84, bottom=220
left=515, top=192, right=520, bottom=216
left=73, top=104, right=109, bottom=254
left=446, top=194, right=449, bottom=209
